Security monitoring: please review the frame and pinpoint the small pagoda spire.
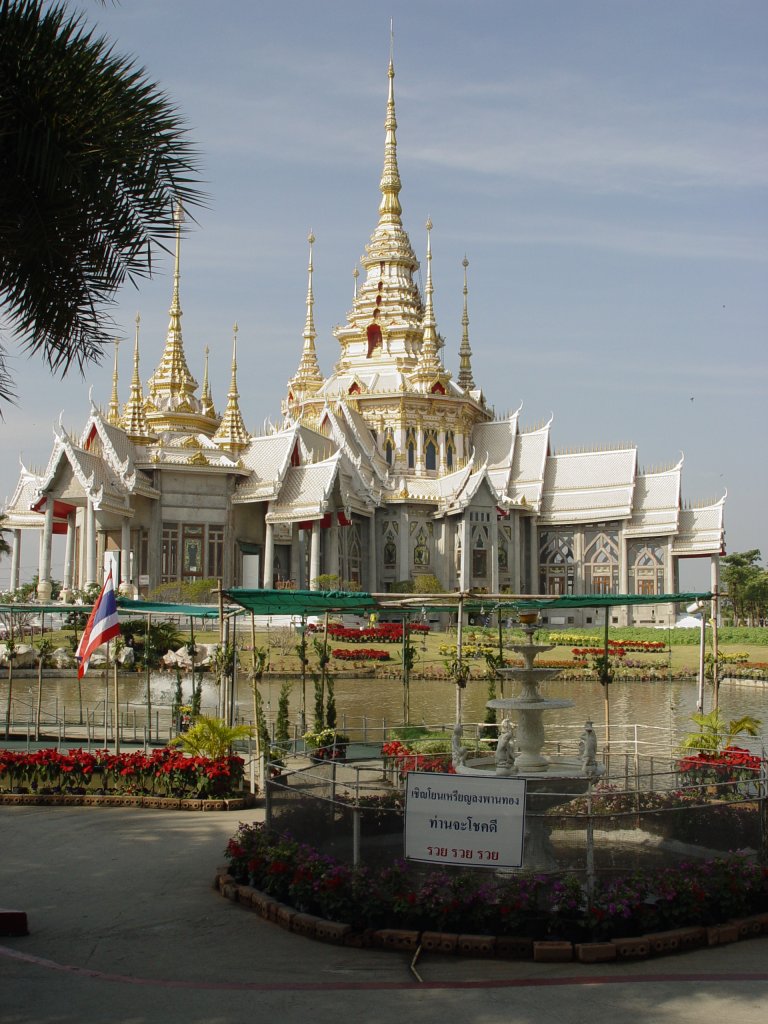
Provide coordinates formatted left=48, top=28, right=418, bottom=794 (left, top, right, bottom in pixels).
left=457, top=256, right=475, bottom=391
left=287, top=232, right=324, bottom=397
left=353, top=265, right=359, bottom=300
left=200, top=345, right=216, bottom=418
left=378, top=27, right=403, bottom=229
left=417, top=219, right=441, bottom=375
left=107, top=338, right=121, bottom=426
left=122, top=315, right=154, bottom=442
left=213, top=323, right=250, bottom=453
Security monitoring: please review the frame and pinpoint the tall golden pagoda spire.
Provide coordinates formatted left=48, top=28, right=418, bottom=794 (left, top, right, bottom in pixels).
left=287, top=233, right=324, bottom=399
left=146, top=202, right=199, bottom=416
left=457, top=256, right=475, bottom=391
left=122, top=315, right=155, bottom=443
left=378, top=30, right=402, bottom=230
left=213, top=324, right=250, bottom=453
left=107, top=338, right=121, bottom=426
left=331, top=36, right=423, bottom=375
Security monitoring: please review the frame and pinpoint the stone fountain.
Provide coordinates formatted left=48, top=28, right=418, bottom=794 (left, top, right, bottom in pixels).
left=452, top=612, right=603, bottom=867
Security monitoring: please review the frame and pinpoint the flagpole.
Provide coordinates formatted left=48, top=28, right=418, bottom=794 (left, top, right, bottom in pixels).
left=104, top=646, right=109, bottom=747
left=112, top=640, right=120, bottom=755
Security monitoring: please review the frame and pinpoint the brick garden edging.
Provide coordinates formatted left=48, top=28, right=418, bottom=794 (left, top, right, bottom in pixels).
left=0, top=792, right=257, bottom=811
left=214, top=867, right=768, bottom=963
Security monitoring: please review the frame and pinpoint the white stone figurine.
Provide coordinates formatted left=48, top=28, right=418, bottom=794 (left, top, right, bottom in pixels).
left=495, top=718, right=516, bottom=774
left=579, top=720, right=598, bottom=773
left=451, top=723, right=468, bottom=769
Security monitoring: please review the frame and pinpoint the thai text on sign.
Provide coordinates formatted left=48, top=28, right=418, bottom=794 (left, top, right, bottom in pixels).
left=404, top=771, right=527, bottom=869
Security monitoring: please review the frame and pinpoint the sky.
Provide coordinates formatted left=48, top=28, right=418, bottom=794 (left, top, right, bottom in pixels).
left=1, top=0, right=766, bottom=590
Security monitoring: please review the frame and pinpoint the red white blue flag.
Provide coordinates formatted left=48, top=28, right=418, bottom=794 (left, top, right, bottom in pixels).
left=76, top=571, right=121, bottom=679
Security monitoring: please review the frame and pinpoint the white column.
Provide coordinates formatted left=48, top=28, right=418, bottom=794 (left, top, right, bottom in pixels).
left=528, top=520, right=539, bottom=594
left=37, top=498, right=54, bottom=600
left=490, top=512, right=499, bottom=594
left=710, top=555, right=721, bottom=626
left=61, top=514, right=76, bottom=601
left=619, top=533, right=630, bottom=626
left=460, top=514, right=471, bottom=590
left=290, top=527, right=300, bottom=586
left=416, top=423, right=424, bottom=472
left=399, top=507, right=410, bottom=583
left=10, top=530, right=21, bottom=592
left=309, top=521, right=321, bottom=589
left=368, top=515, right=377, bottom=591
left=85, top=498, right=97, bottom=587
left=329, top=521, right=340, bottom=582
left=119, top=519, right=132, bottom=595
left=263, top=520, right=274, bottom=589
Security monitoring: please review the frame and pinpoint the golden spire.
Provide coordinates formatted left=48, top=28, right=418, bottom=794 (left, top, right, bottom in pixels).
left=213, top=323, right=250, bottom=453
left=107, top=338, right=121, bottom=426
left=122, top=314, right=154, bottom=442
left=200, top=345, right=216, bottom=418
left=378, top=28, right=403, bottom=228
left=146, top=201, right=199, bottom=414
left=287, top=232, right=324, bottom=399
left=457, top=256, right=475, bottom=391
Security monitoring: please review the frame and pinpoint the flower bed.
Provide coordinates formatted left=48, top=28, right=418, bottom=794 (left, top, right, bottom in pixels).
left=0, top=747, right=245, bottom=799
left=381, top=739, right=454, bottom=778
left=326, top=622, right=429, bottom=643
left=677, top=746, right=762, bottom=789
left=332, top=647, right=391, bottom=662
left=224, top=822, right=768, bottom=943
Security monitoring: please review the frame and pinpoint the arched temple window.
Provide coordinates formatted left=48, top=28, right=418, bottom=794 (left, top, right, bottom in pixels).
left=539, top=530, right=575, bottom=595
left=584, top=526, right=619, bottom=594
left=628, top=542, right=665, bottom=595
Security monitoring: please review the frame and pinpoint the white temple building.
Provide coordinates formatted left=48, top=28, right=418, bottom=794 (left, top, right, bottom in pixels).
left=2, top=55, right=725, bottom=626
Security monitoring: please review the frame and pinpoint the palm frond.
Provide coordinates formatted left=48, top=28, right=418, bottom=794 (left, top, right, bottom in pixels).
left=0, top=0, right=206, bottom=405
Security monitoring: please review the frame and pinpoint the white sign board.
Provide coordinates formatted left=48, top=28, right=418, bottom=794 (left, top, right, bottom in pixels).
left=405, top=771, right=527, bottom=869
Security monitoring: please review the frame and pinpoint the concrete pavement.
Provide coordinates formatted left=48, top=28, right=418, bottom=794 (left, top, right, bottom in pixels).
left=1, top=803, right=767, bottom=1024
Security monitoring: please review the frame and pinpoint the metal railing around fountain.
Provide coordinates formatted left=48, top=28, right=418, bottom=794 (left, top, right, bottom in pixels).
left=265, top=747, right=768, bottom=879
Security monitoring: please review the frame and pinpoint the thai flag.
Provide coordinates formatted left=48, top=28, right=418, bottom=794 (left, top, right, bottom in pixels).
left=76, top=572, right=121, bottom=678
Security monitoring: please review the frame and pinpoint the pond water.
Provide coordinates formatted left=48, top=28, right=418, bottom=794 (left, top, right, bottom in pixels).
left=9, top=669, right=767, bottom=753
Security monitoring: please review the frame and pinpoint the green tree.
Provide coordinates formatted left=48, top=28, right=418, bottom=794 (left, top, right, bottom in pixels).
left=0, top=0, right=203, bottom=406
left=721, top=550, right=766, bottom=625
left=275, top=680, right=292, bottom=745
left=0, top=514, right=11, bottom=558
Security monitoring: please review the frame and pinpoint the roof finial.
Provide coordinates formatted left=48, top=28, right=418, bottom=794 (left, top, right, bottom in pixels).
left=353, top=265, right=359, bottom=300
left=457, top=256, right=475, bottom=391
left=213, top=323, right=250, bottom=452
left=107, top=337, right=121, bottom=426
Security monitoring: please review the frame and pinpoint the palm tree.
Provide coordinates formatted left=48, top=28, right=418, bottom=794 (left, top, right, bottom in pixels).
left=0, top=0, right=204, bottom=406
left=679, top=709, right=762, bottom=755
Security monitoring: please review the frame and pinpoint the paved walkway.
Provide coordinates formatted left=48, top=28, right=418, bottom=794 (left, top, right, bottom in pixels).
left=1, top=804, right=767, bottom=1024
